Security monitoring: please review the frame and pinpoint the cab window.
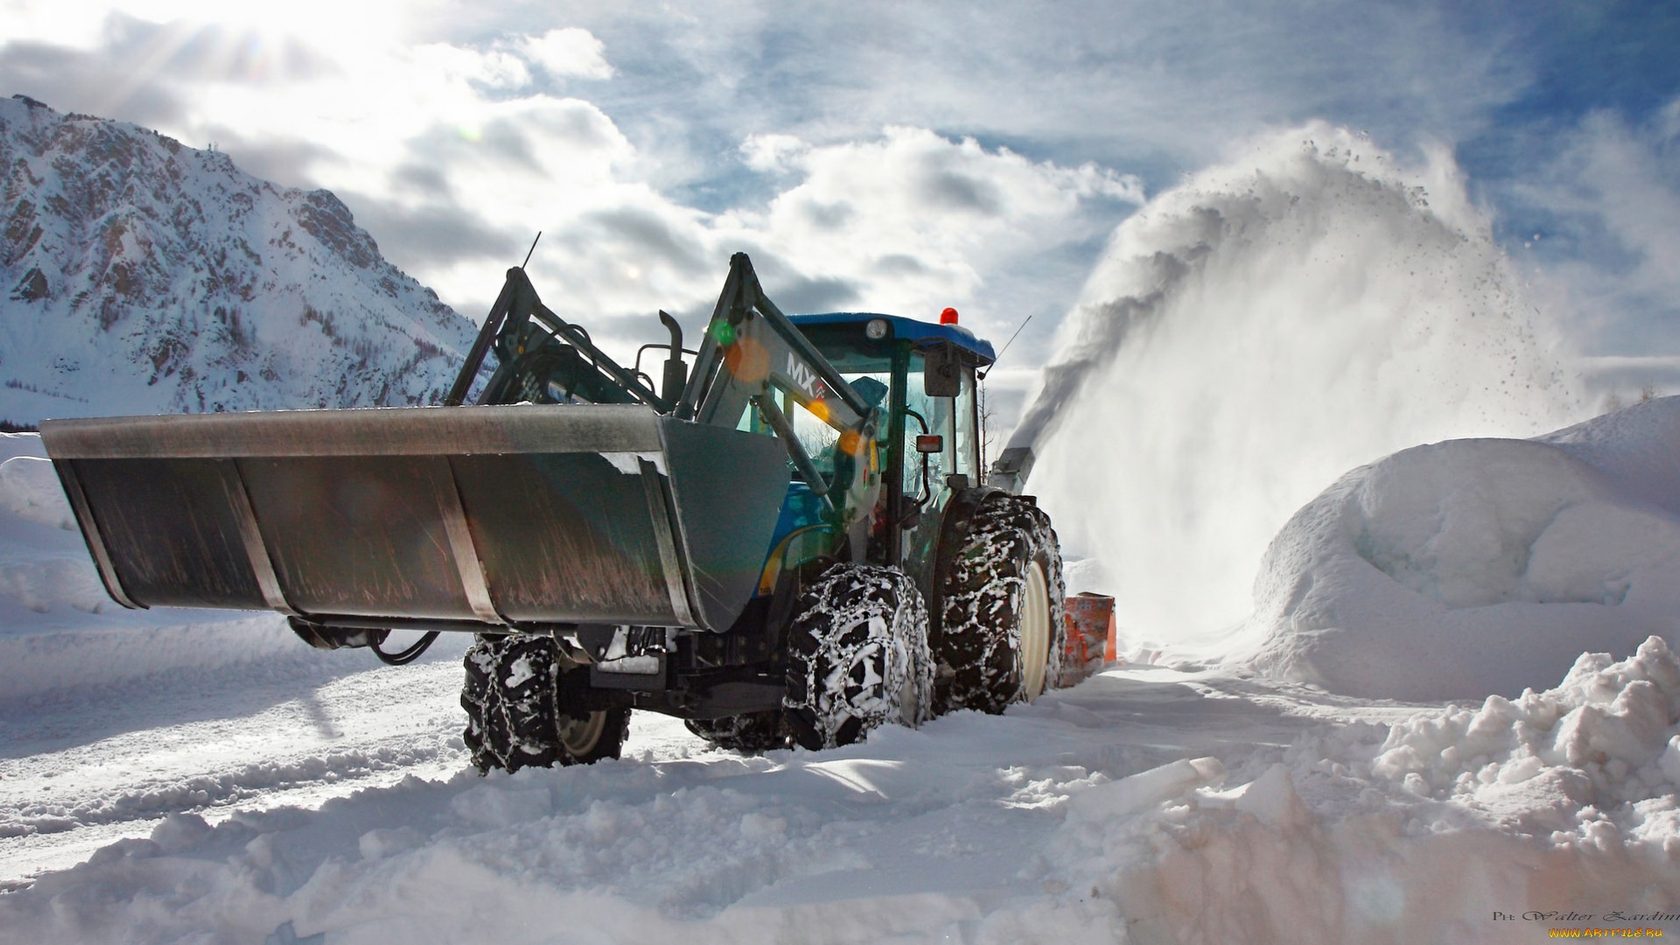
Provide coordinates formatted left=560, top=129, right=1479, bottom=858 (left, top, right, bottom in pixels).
left=903, top=349, right=978, bottom=496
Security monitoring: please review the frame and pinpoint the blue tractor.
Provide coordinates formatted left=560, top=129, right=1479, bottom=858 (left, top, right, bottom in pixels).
left=42, top=253, right=1066, bottom=770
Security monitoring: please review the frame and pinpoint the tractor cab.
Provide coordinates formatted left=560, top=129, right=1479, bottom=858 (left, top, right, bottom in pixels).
left=743, top=312, right=997, bottom=596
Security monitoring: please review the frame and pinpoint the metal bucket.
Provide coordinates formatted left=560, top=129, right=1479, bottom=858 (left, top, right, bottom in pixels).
left=42, top=404, right=789, bottom=632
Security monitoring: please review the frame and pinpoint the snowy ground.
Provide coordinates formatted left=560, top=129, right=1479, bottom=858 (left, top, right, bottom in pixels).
left=0, top=643, right=469, bottom=887
left=5, top=394, right=1680, bottom=943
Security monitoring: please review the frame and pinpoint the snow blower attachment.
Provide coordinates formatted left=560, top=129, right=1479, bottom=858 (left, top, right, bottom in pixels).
left=43, top=253, right=1081, bottom=769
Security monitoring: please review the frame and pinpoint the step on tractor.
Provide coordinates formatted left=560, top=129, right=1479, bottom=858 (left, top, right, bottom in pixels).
left=41, top=253, right=1067, bottom=771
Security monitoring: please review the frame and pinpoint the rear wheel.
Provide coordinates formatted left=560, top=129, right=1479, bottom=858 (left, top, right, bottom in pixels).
left=783, top=563, right=933, bottom=750
left=932, top=495, right=1066, bottom=715
left=461, top=633, right=630, bottom=774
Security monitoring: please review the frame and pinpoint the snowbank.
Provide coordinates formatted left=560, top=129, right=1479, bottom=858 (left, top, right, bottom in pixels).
left=1054, top=638, right=1680, bottom=942
left=1249, top=397, right=1680, bottom=700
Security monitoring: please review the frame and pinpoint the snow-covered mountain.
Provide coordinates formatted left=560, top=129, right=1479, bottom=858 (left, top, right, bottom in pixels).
left=0, top=95, right=477, bottom=425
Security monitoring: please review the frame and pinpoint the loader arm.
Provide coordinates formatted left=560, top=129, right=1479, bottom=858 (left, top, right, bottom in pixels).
left=678, top=254, right=881, bottom=528
left=681, top=253, right=873, bottom=429
left=445, top=266, right=669, bottom=411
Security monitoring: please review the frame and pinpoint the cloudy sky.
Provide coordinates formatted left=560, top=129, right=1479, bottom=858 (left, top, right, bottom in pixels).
left=4, top=0, right=1677, bottom=406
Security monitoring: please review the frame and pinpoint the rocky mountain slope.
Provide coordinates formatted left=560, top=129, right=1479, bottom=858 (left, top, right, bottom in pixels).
left=0, top=95, right=477, bottom=425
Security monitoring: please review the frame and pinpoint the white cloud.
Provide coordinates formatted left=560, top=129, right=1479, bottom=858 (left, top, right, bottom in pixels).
left=411, top=42, right=532, bottom=92
left=389, top=122, right=1144, bottom=375
left=518, top=27, right=613, bottom=80
left=724, top=128, right=1144, bottom=332
left=0, top=0, right=110, bottom=46
left=405, top=28, right=613, bottom=96
left=739, top=133, right=808, bottom=173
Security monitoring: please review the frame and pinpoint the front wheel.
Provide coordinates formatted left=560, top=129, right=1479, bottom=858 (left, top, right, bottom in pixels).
left=782, top=563, right=933, bottom=750
left=461, top=634, right=630, bottom=774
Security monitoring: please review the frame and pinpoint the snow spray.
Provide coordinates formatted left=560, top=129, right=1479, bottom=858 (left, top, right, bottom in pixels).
left=1022, top=123, right=1584, bottom=650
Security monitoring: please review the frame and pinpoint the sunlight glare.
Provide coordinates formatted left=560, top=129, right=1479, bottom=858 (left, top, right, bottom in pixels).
left=122, top=0, right=408, bottom=53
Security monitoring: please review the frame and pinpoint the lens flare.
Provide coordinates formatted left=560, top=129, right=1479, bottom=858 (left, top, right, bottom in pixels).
left=724, top=336, right=768, bottom=383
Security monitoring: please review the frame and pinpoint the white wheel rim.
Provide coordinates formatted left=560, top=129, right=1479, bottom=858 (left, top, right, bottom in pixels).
left=1020, top=559, right=1050, bottom=700
left=558, top=711, right=606, bottom=755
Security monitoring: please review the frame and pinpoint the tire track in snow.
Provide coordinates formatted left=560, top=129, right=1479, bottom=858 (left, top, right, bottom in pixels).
left=0, top=651, right=472, bottom=882
left=3, top=736, right=462, bottom=837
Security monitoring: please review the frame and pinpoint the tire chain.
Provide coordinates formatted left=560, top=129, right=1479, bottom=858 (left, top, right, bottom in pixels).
left=933, top=496, right=1067, bottom=715
left=461, top=634, right=630, bottom=774
left=462, top=634, right=562, bottom=774
left=783, top=564, right=934, bottom=750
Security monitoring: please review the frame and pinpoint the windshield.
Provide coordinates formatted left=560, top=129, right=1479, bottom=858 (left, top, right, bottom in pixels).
left=734, top=326, right=894, bottom=484
left=740, top=367, right=891, bottom=482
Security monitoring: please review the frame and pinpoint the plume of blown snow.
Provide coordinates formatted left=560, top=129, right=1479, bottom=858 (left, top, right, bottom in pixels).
left=1024, top=123, right=1584, bottom=649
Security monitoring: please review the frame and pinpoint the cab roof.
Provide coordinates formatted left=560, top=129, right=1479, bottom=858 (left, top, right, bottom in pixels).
left=786, top=312, right=996, bottom=364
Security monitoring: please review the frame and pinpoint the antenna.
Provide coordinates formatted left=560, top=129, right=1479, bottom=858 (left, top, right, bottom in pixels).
left=978, top=313, right=1033, bottom=380
left=520, top=231, right=543, bottom=269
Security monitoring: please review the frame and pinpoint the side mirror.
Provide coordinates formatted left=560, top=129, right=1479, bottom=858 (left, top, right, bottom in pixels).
left=915, top=434, right=944, bottom=453
left=922, top=343, right=961, bottom=397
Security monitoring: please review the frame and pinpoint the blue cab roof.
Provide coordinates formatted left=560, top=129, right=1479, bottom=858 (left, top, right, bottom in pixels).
left=786, top=312, right=996, bottom=364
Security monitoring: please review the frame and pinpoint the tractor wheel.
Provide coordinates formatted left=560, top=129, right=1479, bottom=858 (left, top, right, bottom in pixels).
left=782, top=563, right=933, bottom=751
left=462, top=633, right=630, bottom=774
left=684, top=712, right=790, bottom=753
left=932, top=495, right=1067, bottom=716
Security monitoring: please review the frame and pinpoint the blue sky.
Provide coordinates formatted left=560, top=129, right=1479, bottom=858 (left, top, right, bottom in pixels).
left=3, top=0, right=1676, bottom=389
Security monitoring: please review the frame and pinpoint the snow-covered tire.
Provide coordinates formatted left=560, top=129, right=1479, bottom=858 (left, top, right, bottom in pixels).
left=782, top=564, right=933, bottom=751
left=461, top=634, right=630, bottom=774
left=932, top=495, right=1067, bottom=715
left=684, top=712, right=789, bottom=753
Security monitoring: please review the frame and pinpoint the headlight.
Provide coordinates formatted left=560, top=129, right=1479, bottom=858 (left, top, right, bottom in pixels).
left=865, top=318, right=889, bottom=340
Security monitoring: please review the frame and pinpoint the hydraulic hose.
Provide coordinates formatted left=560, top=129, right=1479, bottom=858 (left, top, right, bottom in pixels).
left=372, top=631, right=441, bottom=666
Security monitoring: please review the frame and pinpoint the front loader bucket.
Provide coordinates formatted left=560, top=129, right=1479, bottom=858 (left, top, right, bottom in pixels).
left=41, top=405, right=789, bottom=632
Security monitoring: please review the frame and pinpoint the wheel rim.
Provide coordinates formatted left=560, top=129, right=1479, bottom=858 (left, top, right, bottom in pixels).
left=1020, top=559, right=1051, bottom=700
left=558, top=711, right=607, bottom=756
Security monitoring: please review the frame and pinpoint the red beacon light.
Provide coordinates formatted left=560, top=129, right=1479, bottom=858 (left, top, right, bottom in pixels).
left=939, top=307, right=959, bottom=325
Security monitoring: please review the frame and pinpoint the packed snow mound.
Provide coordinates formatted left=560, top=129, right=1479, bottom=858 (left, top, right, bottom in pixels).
left=1366, top=635, right=1680, bottom=847
left=1250, top=396, right=1680, bottom=700
left=1069, top=641, right=1680, bottom=943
